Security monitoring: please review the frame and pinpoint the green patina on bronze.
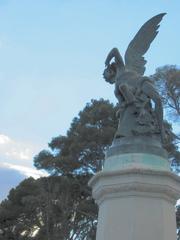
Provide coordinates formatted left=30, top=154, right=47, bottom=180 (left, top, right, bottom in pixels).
left=104, top=153, right=170, bottom=171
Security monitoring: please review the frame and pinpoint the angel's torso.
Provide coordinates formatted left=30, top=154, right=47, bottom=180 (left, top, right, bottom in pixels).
left=115, top=70, right=140, bottom=94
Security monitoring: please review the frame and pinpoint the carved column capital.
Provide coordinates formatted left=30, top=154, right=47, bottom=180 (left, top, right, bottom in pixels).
left=89, top=168, right=180, bottom=205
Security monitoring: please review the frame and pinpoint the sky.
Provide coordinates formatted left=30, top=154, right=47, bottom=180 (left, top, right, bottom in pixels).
left=0, top=0, right=180, bottom=201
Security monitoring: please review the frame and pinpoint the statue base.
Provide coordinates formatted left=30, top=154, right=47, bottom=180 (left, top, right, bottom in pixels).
left=89, top=136, right=180, bottom=240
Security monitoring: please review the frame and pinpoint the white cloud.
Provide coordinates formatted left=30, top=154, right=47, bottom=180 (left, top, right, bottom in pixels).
left=0, top=137, right=33, bottom=161
left=0, top=134, right=11, bottom=144
left=0, top=133, right=43, bottom=167
left=0, top=133, right=47, bottom=180
left=5, top=148, right=31, bottom=160
left=2, top=162, right=48, bottom=179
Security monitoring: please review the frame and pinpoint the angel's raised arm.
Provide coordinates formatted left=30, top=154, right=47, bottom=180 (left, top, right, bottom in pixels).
left=105, top=48, right=124, bottom=67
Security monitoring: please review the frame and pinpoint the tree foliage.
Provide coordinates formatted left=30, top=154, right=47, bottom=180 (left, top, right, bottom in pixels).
left=152, top=65, right=180, bottom=118
left=0, top=175, right=97, bottom=240
left=152, top=65, right=180, bottom=171
left=34, top=99, right=118, bottom=175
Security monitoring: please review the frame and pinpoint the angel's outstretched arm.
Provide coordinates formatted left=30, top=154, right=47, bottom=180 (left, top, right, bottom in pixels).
left=105, top=48, right=124, bottom=67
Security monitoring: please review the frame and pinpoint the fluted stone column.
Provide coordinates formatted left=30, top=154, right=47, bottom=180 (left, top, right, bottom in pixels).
left=89, top=136, right=180, bottom=240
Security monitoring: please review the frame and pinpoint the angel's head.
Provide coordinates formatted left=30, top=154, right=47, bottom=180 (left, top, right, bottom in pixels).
left=103, top=63, right=117, bottom=84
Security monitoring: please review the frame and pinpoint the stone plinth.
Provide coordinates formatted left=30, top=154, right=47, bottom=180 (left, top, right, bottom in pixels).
left=89, top=136, right=180, bottom=240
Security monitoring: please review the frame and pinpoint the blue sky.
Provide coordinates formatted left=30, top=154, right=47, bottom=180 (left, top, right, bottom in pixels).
left=0, top=0, right=180, bottom=201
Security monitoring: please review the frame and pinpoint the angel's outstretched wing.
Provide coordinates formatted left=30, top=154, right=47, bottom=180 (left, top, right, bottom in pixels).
left=124, top=13, right=166, bottom=75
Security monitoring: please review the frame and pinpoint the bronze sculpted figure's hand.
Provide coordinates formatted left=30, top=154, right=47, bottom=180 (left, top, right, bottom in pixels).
left=103, top=13, right=166, bottom=144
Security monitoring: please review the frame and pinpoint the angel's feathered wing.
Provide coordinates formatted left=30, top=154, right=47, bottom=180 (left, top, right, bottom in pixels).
left=124, top=13, right=166, bottom=75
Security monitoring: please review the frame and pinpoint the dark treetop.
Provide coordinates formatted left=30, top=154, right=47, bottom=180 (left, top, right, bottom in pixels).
left=103, top=13, right=166, bottom=144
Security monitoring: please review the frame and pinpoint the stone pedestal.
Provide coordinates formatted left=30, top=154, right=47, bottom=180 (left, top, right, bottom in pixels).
left=89, top=136, right=180, bottom=240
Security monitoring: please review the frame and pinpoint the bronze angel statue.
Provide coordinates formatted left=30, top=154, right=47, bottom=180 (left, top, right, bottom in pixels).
left=103, top=13, right=166, bottom=143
